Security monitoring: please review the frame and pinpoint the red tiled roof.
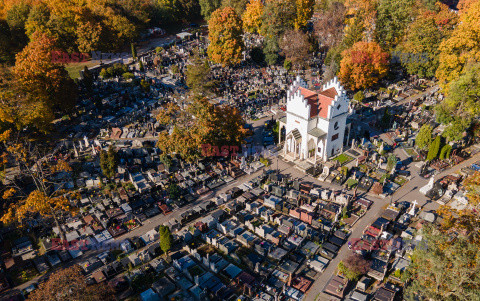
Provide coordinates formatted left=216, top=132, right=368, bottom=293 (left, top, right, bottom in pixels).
left=292, top=276, right=312, bottom=293
left=319, top=87, right=338, bottom=99
left=298, top=87, right=337, bottom=119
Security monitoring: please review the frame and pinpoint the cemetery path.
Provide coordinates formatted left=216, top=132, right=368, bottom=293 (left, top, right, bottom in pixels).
left=396, top=85, right=440, bottom=106
left=305, top=147, right=480, bottom=300
left=305, top=191, right=387, bottom=301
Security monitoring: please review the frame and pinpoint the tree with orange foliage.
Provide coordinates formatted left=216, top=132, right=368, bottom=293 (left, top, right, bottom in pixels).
left=13, top=31, right=77, bottom=116
left=207, top=7, right=244, bottom=66
left=242, top=0, right=263, bottom=34
left=0, top=65, right=54, bottom=133
left=28, top=266, right=115, bottom=301
left=344, top=0, right=377, bottom=41
left=339, top=41, right=389, bottom=90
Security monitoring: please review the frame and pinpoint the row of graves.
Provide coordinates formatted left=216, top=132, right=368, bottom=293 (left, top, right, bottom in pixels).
left=211, top=64, right=294, bottom=120
left=7, top=139, right=267, bottom=288
left=322, top=199, right=435, bottom=301
left=360, top=76, right=438, bottom=111
left=423, top=167, right=475, bottom=210
left=68, top=67, right=180, bottom=141
left=167, top=171, right=376, bottom=301
left=318, top=140, right=412, bottom=198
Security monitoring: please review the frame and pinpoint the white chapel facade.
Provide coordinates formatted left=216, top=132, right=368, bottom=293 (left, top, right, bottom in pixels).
left=279, top=76, right=350, bottom=162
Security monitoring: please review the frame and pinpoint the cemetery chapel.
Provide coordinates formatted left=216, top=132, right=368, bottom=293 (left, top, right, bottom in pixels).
left=280, top=76, right=350, bottom=162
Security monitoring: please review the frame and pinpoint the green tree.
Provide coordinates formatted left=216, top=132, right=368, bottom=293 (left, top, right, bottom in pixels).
left=25, top=3, right=50, bottom=38
left=404, top=224, right=480, bottom=301
left=131, top=42, right=137, bottom=60
left=439, top=144, right=452, bottom=160
left=100, top=145, right=118, bottom=179
left=443, top=119, right=470, bottom=142
left=375, top=0, right=416, bottom=50
left=397, top=12, right=442, bottom=78
left=170, top=64, right=179, bottom=75
left=186, top=51, right=216, bottom=95
left=153, top=0, right=179, bottom=24
left=427, top=135, right=441, bottom=161
left=168, top=183, right=181, bottom=199
left=221, top=0, right=248, bottom=16
left=207, top=7, right=244, bottom=66
left=199, top=0, right=222, bottom=20
left=386, top=154, right=397, bottom=172
left=283, top=59, right=292, bottom=71
left=415, top=124, right=433, bottom=150
left=139, top=61, right=144, bottom=72
left=158, top=225, right=173, bottom=255
left=442, top=63, right=480, bottom=119
left=343, top=12, right=365, bottom=49
left=5, top=1, right=30, bottom=45
left=160, top=153, right=172, bottom=171
left=260, top=0, right=296, bottom=65
left=176, top=0, right=201, bottom=21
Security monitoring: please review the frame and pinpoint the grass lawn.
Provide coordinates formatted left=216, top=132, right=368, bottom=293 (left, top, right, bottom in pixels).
left=393, top=176, right=408, bottom=186
left=346, top=178, right=358, bottom=189
left=64, top=61, right=99, bottom=79
left=404, top=147, right=417, bottom=157
left=332, top=153, right=354, bottom=165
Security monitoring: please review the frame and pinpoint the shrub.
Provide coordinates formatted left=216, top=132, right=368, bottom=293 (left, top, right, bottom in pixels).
left=427, top=135, right=442, bottom=161
left=260, top=157, right=270, bottom=167
left=122, top=72, right=134, bottom=80
left=353, top=91, right=365, bottom=102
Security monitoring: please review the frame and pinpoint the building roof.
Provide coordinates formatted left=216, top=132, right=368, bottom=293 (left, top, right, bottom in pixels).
left=298, top=86, right=338, bottom=119
left=324, top=275, right=349, bottom=298
left=308, top=128, right=327, bottom=138
left=290, top=128, right=302, bottom=142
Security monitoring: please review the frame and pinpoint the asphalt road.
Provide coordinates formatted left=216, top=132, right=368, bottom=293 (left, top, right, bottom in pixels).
left=305, top=148, right=480, bottom=301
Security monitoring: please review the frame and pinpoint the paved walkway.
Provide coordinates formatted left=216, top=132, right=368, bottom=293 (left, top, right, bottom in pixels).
left=305, top=149, right=480, bottom=301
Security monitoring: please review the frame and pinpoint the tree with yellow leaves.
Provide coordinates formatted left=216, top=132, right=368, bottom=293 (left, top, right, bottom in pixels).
left=242, top=0, right=263, bottom=34
left=344, top=0, right=377, bottom=40
left=436, top=0, right=480, bottom=92
left=294, top=0, right=314, bottom=30
left=207, top=7, right=244, bottom=66
left=156, top=96, right=248, bottom=162
left=0, top=133, right=78, bottom=244
left=339, top=41, right=389, bottom=90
